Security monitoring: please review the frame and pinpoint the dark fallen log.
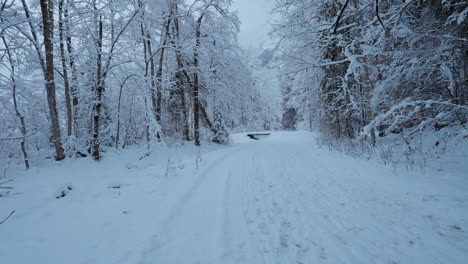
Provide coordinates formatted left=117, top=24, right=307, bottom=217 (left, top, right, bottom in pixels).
left=247, top=133, right=271, bottom=140
left=76, top=151, right=87, bottom=158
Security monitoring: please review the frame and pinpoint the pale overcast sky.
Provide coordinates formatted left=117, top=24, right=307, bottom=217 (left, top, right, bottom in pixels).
left=231, top=0, right=275, bottom=50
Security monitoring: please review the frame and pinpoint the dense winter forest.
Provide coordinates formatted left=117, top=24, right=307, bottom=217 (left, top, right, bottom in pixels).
left=0, top=1, right=467, bottom=263
left=0, top=0, right=466, bottom=168
left=275, top=0, right=467, bottom=158
left=0, top=0, right=278, bottom=166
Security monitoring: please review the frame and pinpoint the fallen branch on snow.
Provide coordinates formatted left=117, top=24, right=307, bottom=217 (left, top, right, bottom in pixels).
left=0, top=179, right=13, bottom=185
left=0, top=210, right=15, bottom=225
left=0, top=129, right=38, bottom=141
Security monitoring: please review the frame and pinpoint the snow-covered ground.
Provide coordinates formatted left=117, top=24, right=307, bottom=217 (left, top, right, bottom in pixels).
left=1, top=131, right=467, bottom=264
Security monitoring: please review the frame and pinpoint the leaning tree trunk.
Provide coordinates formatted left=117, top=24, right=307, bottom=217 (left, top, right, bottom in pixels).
left=21, top=0, right=45, bottom=73
left=40, top=0, right=65, bottom=160
left=1, top=36, right=29, bottom=169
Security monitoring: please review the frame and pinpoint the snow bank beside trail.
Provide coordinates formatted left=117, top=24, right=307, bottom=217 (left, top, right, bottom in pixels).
left=370, top=125, right=468, bottom=175
left=315, top=123, right=468, bottom=176
left=0, top=142, right=229, bottom=264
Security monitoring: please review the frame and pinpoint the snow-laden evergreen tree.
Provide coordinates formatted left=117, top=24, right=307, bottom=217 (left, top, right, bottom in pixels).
left=211, top=110, right=229, bottom=144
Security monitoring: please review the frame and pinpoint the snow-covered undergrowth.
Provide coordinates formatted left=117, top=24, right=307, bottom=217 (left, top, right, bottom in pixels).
left=316, top=124, right=468, bottom=173
left=1, top=131, right=467, bottom=263
left=375, top=125, right=468, bottom=171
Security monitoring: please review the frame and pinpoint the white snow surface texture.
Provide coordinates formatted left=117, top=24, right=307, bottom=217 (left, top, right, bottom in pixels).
left=1, top=131, right=467, bottom=264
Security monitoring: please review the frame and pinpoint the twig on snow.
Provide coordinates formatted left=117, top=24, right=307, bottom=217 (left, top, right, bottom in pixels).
left=0, top=179, right=13, bottom=185
left=0, top=210, right=15, bottom=225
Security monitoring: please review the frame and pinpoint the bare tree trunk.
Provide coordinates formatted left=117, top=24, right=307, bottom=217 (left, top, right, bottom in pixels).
left=89, top=4, right=139, bottom=158
left=40, top=0, right=65, bottom=160
left=64, top=0, right=79, bottom=137
left=193, top=14, right=204, bottom=146
left=92, top=15, right=103, bottom=160
left=116, top=79, right=125, bottom=149
left=370, top=128, right=377, bottom=146
left=344, top=91, right=355, bottom=139
left=146, top=33, right=163, bottom=141
left=139, top=2, right=161, bottom=141
left=122, top=97, right=135, bottom=150
left=115, top=75, right=136, bottom=148
left=332, top=0, right=351, bottom=34
left=180, top=87, right=190, bottom=141
left=21, top=0, right=46, bottom=73
left=1, top=36, right=29, bottom=169
left=58, top=0, right=73, bottom=137
left=144, top=97, right=150, bottom=144
left=199, top=102, right=215, bottom=132
left=154, top=14, right=173, bottom=124
left=172, top=9, right=190, bottom=141
left=138, top=7, right=155, bottom=144
left=148, top=32, right=159, bottom=121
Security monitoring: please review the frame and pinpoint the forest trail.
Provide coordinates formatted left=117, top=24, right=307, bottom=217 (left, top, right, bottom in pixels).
left=1, top=131, right=466, bottom=264
left=138, top=131, right=468, bottom=264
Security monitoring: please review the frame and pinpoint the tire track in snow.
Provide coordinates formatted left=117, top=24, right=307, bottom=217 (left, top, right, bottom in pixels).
left=238, top=150, right=273, bottom=264
left=236, top=150, right=278, bottom=264
left=139, top=147, right=242, bottom=264
left=241, top=144, right=312, bottom=264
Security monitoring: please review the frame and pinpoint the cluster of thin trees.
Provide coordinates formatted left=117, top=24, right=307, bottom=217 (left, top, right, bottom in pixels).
left=0, top=0, right=277, bottom=168
left=276, top=0, right=467, bottom=145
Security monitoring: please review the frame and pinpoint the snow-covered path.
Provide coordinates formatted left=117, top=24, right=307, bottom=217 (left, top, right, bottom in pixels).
left=139, top=132, right=467, bottom=264
left=1, top=131, right=467, bottom=264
